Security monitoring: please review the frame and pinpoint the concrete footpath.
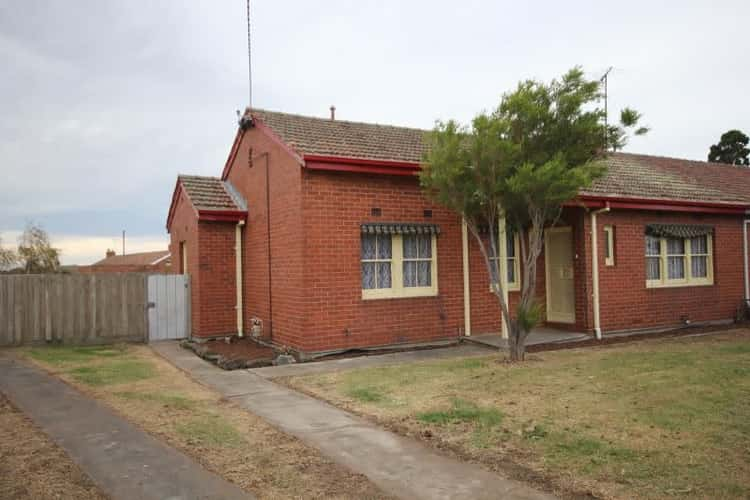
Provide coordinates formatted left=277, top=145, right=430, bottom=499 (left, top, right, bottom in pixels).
left=153, top=342, right=556, bottom=500
left=0, top=356, right=251, bottom=500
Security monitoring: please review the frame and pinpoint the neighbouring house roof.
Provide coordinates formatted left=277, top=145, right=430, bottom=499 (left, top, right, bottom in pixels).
left=248, top=109, right=750, bottom=210
left=251, top=109, right=426, bottom=163
left=92, top=250, right=170, bottom=267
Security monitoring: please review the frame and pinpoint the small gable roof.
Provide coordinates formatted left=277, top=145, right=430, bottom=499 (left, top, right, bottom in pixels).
left=178, top=175, right=243, bottom=211
left=93, top=250, right=170, bottom=267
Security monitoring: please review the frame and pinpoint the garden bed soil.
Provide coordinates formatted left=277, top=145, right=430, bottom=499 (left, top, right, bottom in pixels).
left=182, top=337, right=276, bottom=370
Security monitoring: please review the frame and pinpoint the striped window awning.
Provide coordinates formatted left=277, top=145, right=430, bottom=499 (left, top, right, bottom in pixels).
left=360, top=223, right=441, bottom=235
left=645, top=224, right=713, bottom=239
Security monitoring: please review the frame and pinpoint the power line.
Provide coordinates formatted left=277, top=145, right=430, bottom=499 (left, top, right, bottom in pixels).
left=247, top=0, right=253, bottom=109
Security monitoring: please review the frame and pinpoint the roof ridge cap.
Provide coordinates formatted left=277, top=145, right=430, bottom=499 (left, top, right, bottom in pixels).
left=252, top=108, right=430, bottom=133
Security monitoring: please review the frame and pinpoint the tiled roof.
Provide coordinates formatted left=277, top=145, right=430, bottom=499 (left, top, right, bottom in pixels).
left=250, top=109, right=750, bottom=206
left=583, top=152, right=750, bottom=205
left=252, top=109, right=426, bottom=163
left=93, top=250, right=170, bottom=267
left=178, top=175, right=242, bottom=211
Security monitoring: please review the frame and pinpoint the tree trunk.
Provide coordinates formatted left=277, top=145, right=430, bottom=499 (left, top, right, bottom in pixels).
left=507, top=321, right=526, bottom=361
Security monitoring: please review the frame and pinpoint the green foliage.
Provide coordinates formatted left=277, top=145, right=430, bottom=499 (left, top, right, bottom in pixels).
left=68, top=360, right=155, bottom=386
left=417, top=398, right=503, bottom=427
left=516, top=301, right=544, bottom=333
left=17, top=222, right=61, bottom=274
left=421, top=67, right=647, bottom=360
left=0, top=234, right=17, bottom=271
left=708, top=129, right=750, bottom=166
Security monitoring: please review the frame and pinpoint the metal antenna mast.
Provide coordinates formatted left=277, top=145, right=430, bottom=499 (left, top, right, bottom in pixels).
left=600, top=66, right=613, bottom=149
left=247, top=0, right=253, bottom=109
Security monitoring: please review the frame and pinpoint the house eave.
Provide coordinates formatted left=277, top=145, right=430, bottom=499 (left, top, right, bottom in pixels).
left=575, top=194, right=749, bottom=215
left=197, top=209, right=248, bottom=222
left=303, top=154, right=421, bottom=176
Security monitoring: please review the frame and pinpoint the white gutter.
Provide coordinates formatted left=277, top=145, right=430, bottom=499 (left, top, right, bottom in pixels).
left=461, top=219, right=471, bottom=336
left=744, top=219, right=749, bottom=305
left=590, top=204, right=610, bottom=340
left=235, top=220, right=245, bottom=337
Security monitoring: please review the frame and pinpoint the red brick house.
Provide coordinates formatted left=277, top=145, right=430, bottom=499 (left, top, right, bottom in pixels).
left=78, top=250, right=171, bottom=274
left=167, top=109, right=750, bottom=357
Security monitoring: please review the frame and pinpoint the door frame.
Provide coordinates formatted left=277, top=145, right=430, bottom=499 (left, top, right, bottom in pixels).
left=545, top=226, right=575, bottom=324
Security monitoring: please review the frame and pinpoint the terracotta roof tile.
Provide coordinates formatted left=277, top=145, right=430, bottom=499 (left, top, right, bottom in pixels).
left=252, top=109, right=427, bottom=163
left=178, top=175, right=242, bottom=211
left=583, top=152, right=750, bottom=205
left=250, top=109, right=750, bottom=206
left=93, top=250, right=170, bottom=266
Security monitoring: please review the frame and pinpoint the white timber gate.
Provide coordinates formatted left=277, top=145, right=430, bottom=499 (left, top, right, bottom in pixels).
left=147, top=274, right=190, bottom=342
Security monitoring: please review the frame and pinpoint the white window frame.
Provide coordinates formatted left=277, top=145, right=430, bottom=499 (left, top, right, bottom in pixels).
left=361, top=233, right=438, bottom=300
left=490, top=231, right=521, bottom=293
left=604, top=225, right=614, bottom=266
left=645, top=234, right=714, bottom=288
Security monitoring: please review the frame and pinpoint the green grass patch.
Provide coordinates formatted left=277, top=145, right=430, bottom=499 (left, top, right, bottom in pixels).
left=175, top=415, right=244, bottom=447
left=27, top=344, right=127, bottom=365
left=114, top=391, right=197, bottom=410
left=290, top=330, right=750, bottom=499
left=418, top=398, right=503, bottom=427
left=68, top=360, right=155, bottom=386
left=346, top=386, right=385, bottom=403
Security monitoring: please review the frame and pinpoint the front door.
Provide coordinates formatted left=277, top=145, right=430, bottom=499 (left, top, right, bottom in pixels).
left=545, top=227, right=575, bottom=324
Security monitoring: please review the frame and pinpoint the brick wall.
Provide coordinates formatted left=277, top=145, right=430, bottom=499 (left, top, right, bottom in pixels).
left=224, top=126, right=305, bottom=346
left=300, top=170, right=464, bottom=353
left=168, top=189, right=202, bottom=335
left=594, top=210, right=746, bottom=332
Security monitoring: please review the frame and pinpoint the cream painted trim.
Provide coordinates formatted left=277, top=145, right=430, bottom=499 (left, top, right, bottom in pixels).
left=545, top=226, right=576, bottom=324
left=361, top=234, right=439, bottom=300
left=462, top=219, right=471, bottom=336
left=645, top=234, right=714, bottom=288
left=235, top=221, right=244, bottom=337
left=180, top=242, right=187, bottom=275
left=490, top=232, right=521, bottom=293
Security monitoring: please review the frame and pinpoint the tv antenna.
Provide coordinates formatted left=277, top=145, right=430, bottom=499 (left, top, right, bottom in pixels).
left=246, top=0, right=252, bottom=109
left=600, top=66, right=613, bottom=148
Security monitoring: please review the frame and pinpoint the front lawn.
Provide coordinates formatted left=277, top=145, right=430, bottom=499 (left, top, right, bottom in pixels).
left=284, top=329, right=750, bottom=499
left=21, top=344, right=388, bottom=500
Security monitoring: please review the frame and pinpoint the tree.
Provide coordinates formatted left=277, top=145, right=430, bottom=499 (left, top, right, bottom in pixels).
left=17, top=223, right=61, bottom=274
left=708, top=130, right=749, bottom=166
left=0, top=234, right=18, bottom=272
left=421, top=67, right=647, bottom=361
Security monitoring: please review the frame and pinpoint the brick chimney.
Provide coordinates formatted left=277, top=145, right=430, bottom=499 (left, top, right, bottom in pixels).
left=106, top=249, right=116, bottom=258
left=330, top=105, right=336, bottom=121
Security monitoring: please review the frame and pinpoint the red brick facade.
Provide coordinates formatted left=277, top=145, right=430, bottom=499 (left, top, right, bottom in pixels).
left=168, top=119, right=750, bottom=354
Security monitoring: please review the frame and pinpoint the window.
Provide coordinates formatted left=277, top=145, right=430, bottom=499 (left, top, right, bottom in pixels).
left=603, top=225, right=614, bottom=266
left=361, top=232, right=437, bottom=299
left=645, top=233, right=713, bottom=287
left=490, top=229, right=521, bottom=292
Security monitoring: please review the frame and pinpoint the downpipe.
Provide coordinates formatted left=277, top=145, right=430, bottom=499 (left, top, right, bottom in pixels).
left=591, top=204, right=610, bottom=340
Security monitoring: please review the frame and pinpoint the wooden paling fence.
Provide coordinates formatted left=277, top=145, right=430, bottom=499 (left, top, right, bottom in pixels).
left=0, top=273, right=150, bottom=346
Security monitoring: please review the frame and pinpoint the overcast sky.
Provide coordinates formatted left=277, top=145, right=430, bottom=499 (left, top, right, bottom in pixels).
left=1, top=1, right=748, bottom=265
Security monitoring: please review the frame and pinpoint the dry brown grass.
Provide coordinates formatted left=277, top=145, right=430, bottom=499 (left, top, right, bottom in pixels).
left=284, top=329, right=750, bottom=500
left=0, top=394, right=107, bottom=500
left=22, top=345, right=389, bottom=500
